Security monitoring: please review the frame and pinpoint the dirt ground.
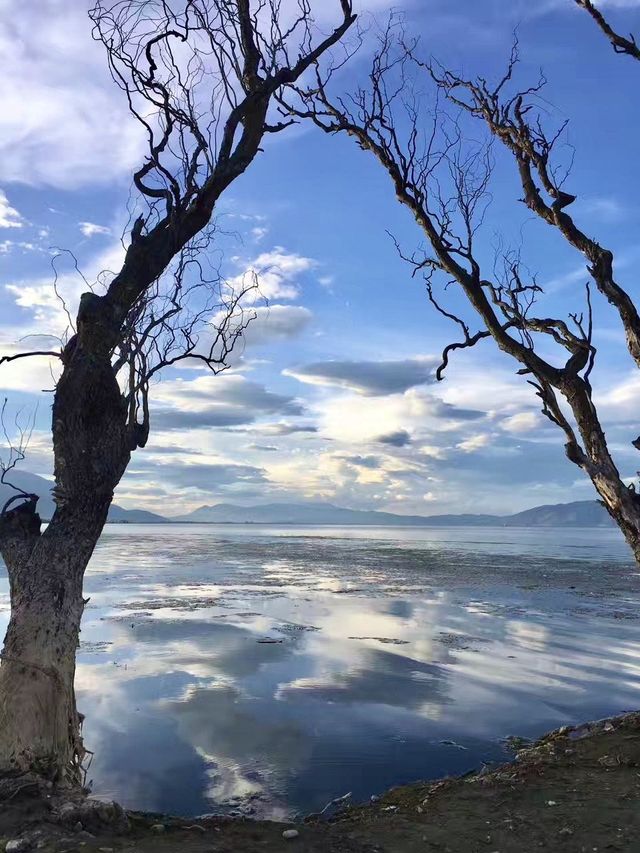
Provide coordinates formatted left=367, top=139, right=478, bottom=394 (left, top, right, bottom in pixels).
left=2, top=709, right=640, bottom=852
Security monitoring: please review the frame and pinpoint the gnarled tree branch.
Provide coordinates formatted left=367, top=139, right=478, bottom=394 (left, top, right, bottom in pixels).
left=576, top=0, right=640, bottom=61
left=426, top=47, right=640, bottom=369
left=283, top=13, right=640, bottom=558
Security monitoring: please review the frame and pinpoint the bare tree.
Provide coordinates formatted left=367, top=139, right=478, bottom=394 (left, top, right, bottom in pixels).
left=0, top=0, right=355, bottom=787
left=281, top=11, right=640, bottom=562
left=576, top=0, right=640, bottom=61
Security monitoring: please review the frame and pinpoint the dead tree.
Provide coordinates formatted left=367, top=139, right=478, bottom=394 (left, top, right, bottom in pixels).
left=0, top=0, right=355, bottom=787
left=576, top=0, right=640, bottom=61
left=282, top=13, right=640, bottom=563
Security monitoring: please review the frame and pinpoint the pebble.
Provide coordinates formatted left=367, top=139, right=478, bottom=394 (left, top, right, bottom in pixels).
left=58, top=802, right=77, bottom=820
left=5, top=841, right=30, bottom=853
left=151, top=824, right=166, bottom=834
left=282, top=829, right=299, bottom=840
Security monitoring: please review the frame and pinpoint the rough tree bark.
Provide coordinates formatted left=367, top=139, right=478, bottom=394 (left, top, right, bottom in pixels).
left=576, top=0, right=640, bottom=61
left=0, top=300, right=134, bottom=782
left=0, top=0, right=355, bottom=786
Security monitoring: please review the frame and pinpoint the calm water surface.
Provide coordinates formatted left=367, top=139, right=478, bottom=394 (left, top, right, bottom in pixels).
left=1, top=523, right=639, bottom=819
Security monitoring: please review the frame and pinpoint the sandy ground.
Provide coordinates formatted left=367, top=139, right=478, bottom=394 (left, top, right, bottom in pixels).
left=2, top=709, right=640, bottom=852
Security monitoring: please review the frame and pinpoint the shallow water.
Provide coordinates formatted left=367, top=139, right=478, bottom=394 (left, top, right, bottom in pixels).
left=1, top=523, right=639, bottom=819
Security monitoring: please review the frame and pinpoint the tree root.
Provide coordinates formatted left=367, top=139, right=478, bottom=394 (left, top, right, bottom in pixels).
left=0, top=772, right=43, bottom=803
left=52, top=796, right=130, bottom=834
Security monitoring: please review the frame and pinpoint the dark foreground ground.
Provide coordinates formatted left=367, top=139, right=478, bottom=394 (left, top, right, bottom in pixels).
left=3, top=710, right=640, bottom=853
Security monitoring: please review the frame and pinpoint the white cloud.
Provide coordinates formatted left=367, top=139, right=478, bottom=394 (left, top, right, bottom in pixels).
left=542, top=263, right=590, bottom=295
left=285, top=357, right=438, bottom=396
left=0, top=244, right=122, bottom=393
left=419, top=444, right=447, bottom=460
left=595, top=370, right=640, bottom=420
left=501, top=412, right=540, bottom=433
left=0, top=0, right=143, bottom=188
left=200, top=304, right=312, bottom=364
left=457, top=434, right=491, bottom=453
left=577, top=196, right=628, bottom=222
left=0, top=0, right=402, bottom=189
left=0, top=332, right=62, bottom=393
left=439, top=365, right=537, bottom=415
left=5, top=277, right=79, bottom=340
left=242, top=305, right=313, bottom=348
left=80, top=221, right=111, bottom=238
left=230, top=247, right=316, bottom=301
left=0, top=240, right=43, bottom=255
left=250, top=422, right=318, bottom=437
left=265, top=448, right=425, bottom=506
left=151, top=373, right=303, bottom=431
left=317, top=385, right=481, bottom=446
left=3, top=240, right=125, bottom=334
left=0, top=191, right=24, bottom=228
left=319, top=393, right=412, bottom=444
left=0, top=240, right=127, bottom=386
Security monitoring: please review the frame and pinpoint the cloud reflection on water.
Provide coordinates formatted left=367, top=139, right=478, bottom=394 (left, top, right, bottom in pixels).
left=1, top=523, right=639, bottom=818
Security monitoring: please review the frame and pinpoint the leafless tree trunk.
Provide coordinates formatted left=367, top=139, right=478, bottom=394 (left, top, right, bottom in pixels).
left=282, top=12, right=640, bottom=562
left=0, top=0, right=355, bottom=787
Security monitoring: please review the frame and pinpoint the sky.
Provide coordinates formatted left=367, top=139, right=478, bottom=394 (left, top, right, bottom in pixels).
left=1, top=0, right=640, bottom=517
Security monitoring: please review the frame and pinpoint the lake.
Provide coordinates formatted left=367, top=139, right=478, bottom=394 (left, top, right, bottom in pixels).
left=1, top=523, right=639, bottom=819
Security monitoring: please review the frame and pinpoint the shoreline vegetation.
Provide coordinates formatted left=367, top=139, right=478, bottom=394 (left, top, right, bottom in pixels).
left=4, top=709, right=640, bottom=852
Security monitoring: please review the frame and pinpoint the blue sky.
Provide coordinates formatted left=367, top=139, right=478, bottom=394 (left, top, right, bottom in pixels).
left=1, top=0, right=639, bottom=516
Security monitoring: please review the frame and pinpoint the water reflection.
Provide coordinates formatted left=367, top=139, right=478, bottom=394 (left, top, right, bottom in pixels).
left=0, top=523, right=639, bottom=818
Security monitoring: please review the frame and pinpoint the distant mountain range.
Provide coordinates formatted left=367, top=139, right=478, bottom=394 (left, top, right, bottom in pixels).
left=174, top=499, right=612, bottom=527
left=0, top=472, right=166, bottom=524
left=0, top=471, right=613, bottom=528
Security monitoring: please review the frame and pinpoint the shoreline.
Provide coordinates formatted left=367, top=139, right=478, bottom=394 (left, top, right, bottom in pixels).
left=3, top=709, right=640, bottom=852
